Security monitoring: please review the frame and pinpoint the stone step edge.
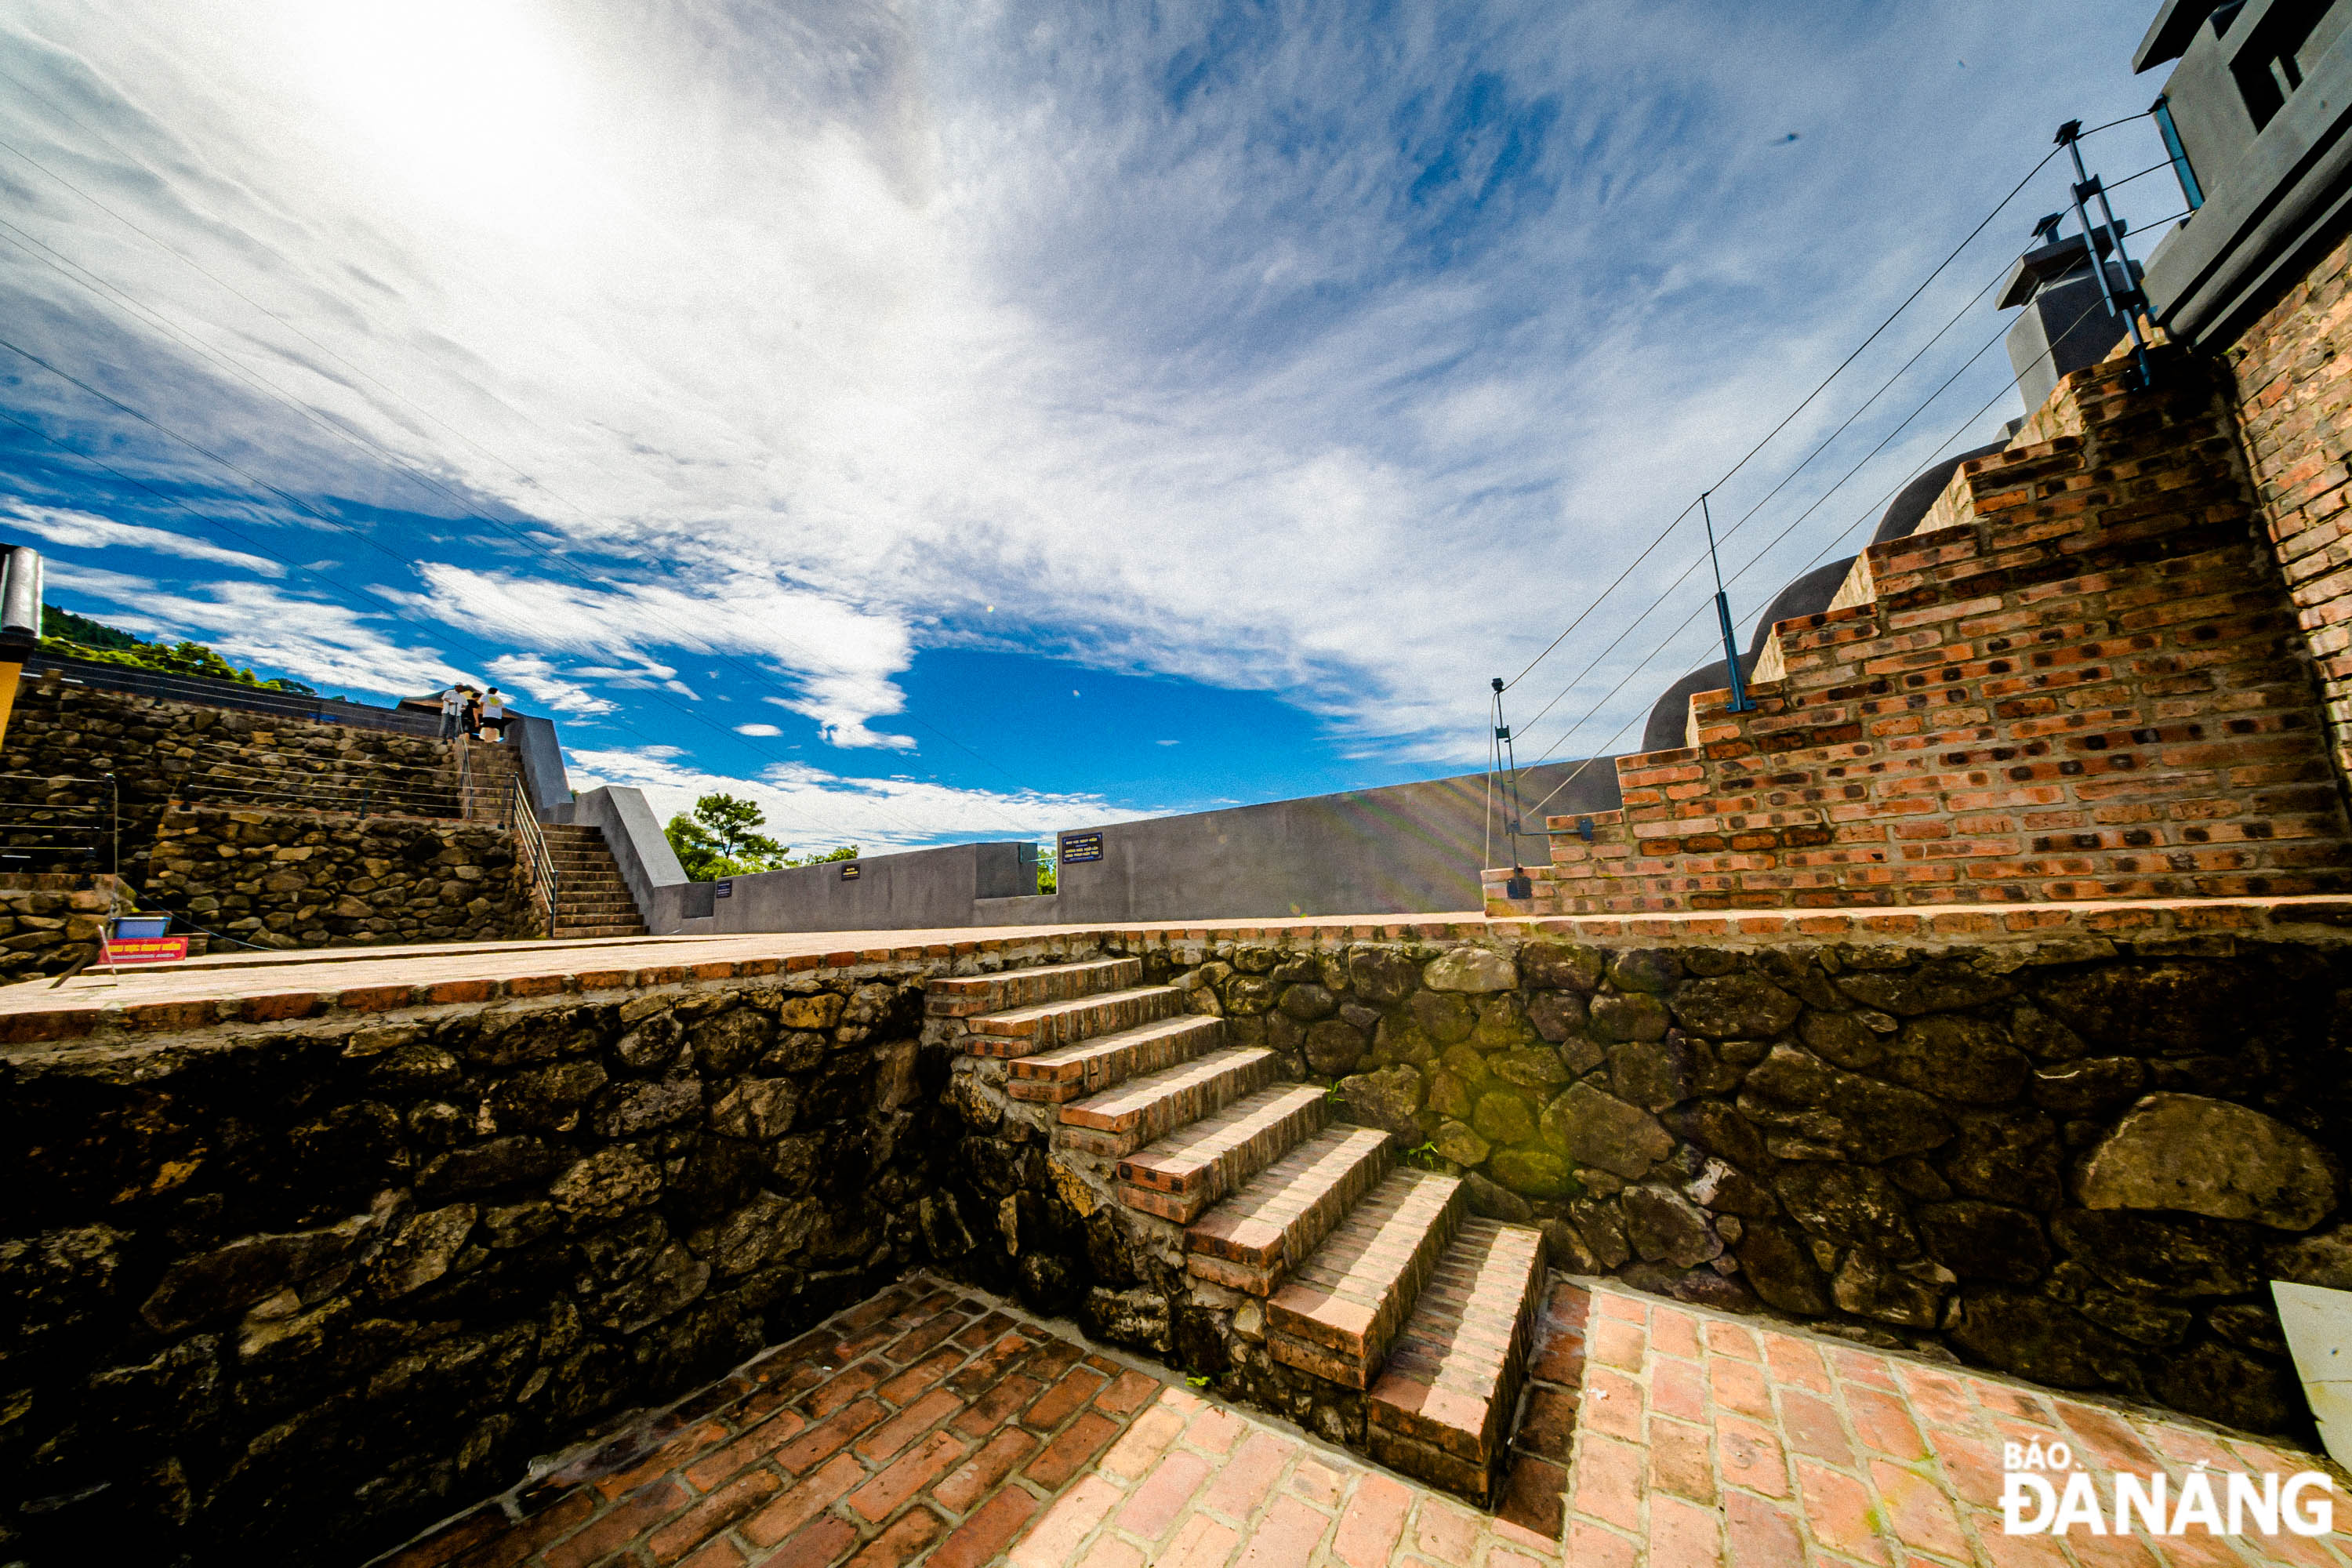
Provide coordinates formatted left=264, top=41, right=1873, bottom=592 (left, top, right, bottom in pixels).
left=961, top=983, right=1181, bottom=1036
left=1117, top=1083, right=1331, bottom=1224
left=1007, top=1014, right=1224, bottom=1104
left=1265, top=1167, right=1467, bottom=1388
left=1185, top=1125, right=1396, bottom=1297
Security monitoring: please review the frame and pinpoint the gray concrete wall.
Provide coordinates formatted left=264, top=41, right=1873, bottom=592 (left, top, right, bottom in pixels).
left=559, top=786, right=688, bottom=931
left=637, top=759, right=1623, bottom=935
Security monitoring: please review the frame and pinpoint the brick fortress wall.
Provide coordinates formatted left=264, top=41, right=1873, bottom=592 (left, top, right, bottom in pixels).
left=1489, top=346, right=2352, bottom=915
left=2226, top=223, right=2352, bottom=799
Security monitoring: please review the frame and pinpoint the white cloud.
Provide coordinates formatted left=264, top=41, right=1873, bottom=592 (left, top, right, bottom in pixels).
left=487, top=651, right=618, bottom=716
left=564, top=743, right=1150, bottom=853
left=734, top=721, right=782, bottom=736
left=5, top=503, right=285, bottom=578
left=0, top=0, right=2170, bottom=773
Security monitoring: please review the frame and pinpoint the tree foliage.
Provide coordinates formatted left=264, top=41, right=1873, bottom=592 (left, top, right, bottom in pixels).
left=40, top=605, right=317, bottom=694
left=664, top=793, right=788, bottom=880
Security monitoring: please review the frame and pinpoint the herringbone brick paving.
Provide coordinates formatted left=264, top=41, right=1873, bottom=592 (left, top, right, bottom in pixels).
left=375, top=1269, right=2345, bottom=1568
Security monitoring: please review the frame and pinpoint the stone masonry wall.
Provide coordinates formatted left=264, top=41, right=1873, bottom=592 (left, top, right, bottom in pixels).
left=146, top=805, right=533, bottom=949
left=0, top=681, right=494, bottom=894
left=932, top=928, right=2352, bottom=1457
left=0, top=875, right=122, bottom=979
left=2227, top=220, right=2352, bottom=801
left=0, top=963, right=945, bottom=1564
left=1491, top=347, right=2352, bottom=914
left=9, top=920, right=2350, bottom=1562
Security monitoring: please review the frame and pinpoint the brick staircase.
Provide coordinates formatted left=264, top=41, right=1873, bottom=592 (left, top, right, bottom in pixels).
left=538, top=823, right=649, bottom=938
left=931, top=958, right=1549, bottom=1507
left=1488, top=345, right=2352, bottom=915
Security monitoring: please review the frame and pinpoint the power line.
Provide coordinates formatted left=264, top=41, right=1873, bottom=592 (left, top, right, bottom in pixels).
left=1512, top=284, right=2129, bottom=824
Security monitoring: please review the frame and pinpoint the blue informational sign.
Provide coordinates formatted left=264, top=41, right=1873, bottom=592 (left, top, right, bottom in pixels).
left=1060, top=833, right=1104, bottom=863
left=714, top=880, right=732, bottom=898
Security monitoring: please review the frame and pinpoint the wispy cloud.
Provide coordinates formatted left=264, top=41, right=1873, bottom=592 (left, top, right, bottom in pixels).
left=5, top=503, right=285, bottom=577
left=565, top=743, right=1149, bottom=855
left=0, top=0, right=2172, bottom=780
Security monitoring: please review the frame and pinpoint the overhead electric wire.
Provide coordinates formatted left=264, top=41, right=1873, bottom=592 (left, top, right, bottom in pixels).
left=1500, top=111, right=2159, bottom=699
left=1512, top=284, right=2129, bottom=823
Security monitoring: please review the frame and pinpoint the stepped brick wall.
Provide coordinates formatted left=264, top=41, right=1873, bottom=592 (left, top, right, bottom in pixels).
left=2226, top=221, right=2352, bottom=797
left=147, top=804, right=532, bottom=949
left=13, top=922, right=2343, bottom=1558
left=1490, top=347, right=2352, bottom=916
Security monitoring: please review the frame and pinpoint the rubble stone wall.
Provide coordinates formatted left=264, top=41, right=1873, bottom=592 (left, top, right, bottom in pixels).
left=8, top=923, right=2349, bottom=1561
left=0, top=680, right=494, bottom=894
left=0, top=964, right=946, bottom=1563
left=0, top=874, right=122, bottom=978
left=935, top=930, right=2352, bottom=1454
left=146, top=805, right=533, bottom=949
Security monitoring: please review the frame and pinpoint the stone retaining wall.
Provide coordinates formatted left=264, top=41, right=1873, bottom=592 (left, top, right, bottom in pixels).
left=146, top=805, right=532, bottom=949
left=0, top=874, right=121, bottom=978
left=7, top=919, right=2349, bottom=1561
left=0, top=681, right=472, bottom=891
left=934, top=928, right=2352, bottom=1453
left=0, top=964, right=946, bottom=1563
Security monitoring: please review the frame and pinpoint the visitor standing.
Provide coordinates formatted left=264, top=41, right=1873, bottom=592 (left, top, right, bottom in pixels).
left=481, top=686, right=509, bottom=741
left=461, top=685, right=482, bottom=740
left=438, top=684, right=463, bottom=740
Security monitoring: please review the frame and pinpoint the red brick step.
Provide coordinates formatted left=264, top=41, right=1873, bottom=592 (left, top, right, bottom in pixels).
left=1117, top=1083, right=1330, bottom=1223
left=1054, top=1047, right=1275, bottom=1160
left=1267, top=1167, right=1465, bottom=1389
left=1008, top=1014, right=1223, bottom=1105
left=1367, top=1218, right=1548, bottom=1505
left=1186, top=1125, right=1392, bottom=1295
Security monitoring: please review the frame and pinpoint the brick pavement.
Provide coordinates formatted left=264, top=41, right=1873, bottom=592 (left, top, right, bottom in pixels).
left=376, top=1269, right=2348, bottom=1568
left=374, top=1275, right=1559, bottom=1568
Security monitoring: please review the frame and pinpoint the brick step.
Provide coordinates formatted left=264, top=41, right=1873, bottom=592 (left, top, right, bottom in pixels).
left=554, top=920, right=646, bottom=935
left=1054, top=1047, right=1276, bottom=1160
left=1119, top=1083, right=1330, bottom=1224
left=1367, top=1218, right=1549, bottom=1506
left=1008, top=1014, right=1224, bottom=1105
left=927, top=957, right=1143, bottom=1018
left=1267, top=1167, right=1465, bottom=1390
left=1186, top=1125, right=1393, bottom=1295
left=961, top=984, right=1183, bottom=1059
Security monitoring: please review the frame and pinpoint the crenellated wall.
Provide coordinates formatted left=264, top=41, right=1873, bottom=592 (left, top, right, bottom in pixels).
left=1490, top=347, right=2352, bottom=915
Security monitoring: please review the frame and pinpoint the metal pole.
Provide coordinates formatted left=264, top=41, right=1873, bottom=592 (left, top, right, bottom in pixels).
left=2056, top=120, right=2154, bottom=387
left=1492, top=677, right=1533, bottom=899
left=1703, top=494, right=1756, bottom=713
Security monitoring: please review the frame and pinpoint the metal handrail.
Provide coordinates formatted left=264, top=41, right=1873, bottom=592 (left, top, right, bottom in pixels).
left=507, top=771, right=560, bottom=937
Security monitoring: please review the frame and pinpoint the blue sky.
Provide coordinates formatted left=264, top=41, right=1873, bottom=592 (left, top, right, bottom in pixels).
left=0, top=1, right=2185, bottom=852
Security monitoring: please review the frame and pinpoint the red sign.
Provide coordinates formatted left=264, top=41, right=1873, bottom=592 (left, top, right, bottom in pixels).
left=103, top=936, right=190, bottom=966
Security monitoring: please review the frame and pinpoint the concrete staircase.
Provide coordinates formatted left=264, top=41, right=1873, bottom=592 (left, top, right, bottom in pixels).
left=538, top=824, right=648, bottom=938
left=930, top=957, right=1549, bottom=1507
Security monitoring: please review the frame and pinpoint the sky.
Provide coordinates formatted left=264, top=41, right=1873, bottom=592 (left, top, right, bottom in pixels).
left=0, top=0, right=2186, bottom=854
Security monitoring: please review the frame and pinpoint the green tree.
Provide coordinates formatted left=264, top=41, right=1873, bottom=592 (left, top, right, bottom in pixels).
left=664, top=793, right=789, bottom=880
left=788, top=844, right=860, bottom=866
left=38, top=604, right=317, bottom=694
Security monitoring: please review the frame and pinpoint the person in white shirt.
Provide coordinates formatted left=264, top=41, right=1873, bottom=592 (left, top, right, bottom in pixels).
left=481, top=687, right=509, bottom=741
left=438, top=684, right=463, bottom=740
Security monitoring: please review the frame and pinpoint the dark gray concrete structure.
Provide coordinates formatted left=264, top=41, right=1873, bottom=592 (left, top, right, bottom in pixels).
left=2136, top=0, right=2352, bottom=345
left=1998, top=230, right=2141, bottom=415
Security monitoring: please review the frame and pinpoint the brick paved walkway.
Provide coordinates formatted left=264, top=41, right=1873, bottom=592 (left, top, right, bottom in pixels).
left=377, top=1275, right=2344, bottom=1568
